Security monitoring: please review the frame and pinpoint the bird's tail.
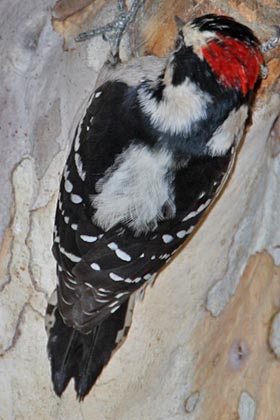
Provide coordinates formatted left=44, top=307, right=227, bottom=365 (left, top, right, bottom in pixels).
left=45, top=290, right=135, bottom=400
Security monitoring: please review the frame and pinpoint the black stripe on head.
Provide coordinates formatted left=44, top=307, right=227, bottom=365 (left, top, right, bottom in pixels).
left=171, top=45, right=228, bottom=97
left=191, top=14, right=260, bottom=47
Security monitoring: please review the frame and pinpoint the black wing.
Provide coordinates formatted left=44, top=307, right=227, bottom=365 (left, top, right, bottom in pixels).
left=52, top=79, right=234, bottom=333
left=48, top=79, right=235, bottom=398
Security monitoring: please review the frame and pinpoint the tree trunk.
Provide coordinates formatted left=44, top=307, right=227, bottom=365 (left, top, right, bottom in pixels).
left=0, top=0, right=279, bottom=419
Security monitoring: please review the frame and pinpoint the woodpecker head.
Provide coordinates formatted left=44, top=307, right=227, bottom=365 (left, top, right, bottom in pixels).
left=139, top=14, right=265, bottom=150
left=170, top=14, right=264, bottom=96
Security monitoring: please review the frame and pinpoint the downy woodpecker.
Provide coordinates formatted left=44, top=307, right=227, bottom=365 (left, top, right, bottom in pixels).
left=46, top=7, right=268, bottom=399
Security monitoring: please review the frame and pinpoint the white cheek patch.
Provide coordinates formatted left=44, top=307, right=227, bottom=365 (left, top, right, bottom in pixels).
left=91, top=144, right=175, bottom=234
left=182, top=24, right=215, bottom=57
left=207, top=105, right=248, bottom=156
left=139, top=79, right=211, bottom=135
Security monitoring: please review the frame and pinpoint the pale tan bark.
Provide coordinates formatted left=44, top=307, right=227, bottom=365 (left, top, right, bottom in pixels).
left=0, top=1, right=279, bottom=419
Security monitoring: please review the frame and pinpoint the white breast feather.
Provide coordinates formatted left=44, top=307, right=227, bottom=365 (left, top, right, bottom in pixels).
left=91, top=145, right=175, bottom=233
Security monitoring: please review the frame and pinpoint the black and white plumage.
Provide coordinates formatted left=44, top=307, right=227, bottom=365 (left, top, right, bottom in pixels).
left=46, top=13, right=265, bottom=399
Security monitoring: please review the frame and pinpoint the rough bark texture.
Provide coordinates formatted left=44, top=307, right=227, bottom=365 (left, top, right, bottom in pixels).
left=0, top=0, right=279, bottom=419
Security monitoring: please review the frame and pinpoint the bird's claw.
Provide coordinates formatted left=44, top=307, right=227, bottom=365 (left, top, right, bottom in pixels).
left=75, top=0, right=145, bottom=62
left=260, top=25, right=280, bottom=53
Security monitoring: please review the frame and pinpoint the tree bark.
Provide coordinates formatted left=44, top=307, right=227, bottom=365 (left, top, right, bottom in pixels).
left=0, top=0, right=279, bottom=419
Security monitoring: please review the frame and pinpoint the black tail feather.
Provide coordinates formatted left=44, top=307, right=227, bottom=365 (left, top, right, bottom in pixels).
left=47, top=309, right=81, bottom=396
left=47, top=300, right=130, bottom=399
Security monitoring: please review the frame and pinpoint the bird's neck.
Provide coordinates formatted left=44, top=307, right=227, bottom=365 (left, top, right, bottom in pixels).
left=138, top=74, right=212, bottom=137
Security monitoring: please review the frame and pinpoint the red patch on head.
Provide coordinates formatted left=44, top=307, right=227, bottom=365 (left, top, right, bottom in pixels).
left=202, top=37, right=264, bottom=95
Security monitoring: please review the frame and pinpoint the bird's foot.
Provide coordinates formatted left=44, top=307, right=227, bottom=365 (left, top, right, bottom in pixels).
left=260, top=25, right=280, bottom=53
left=75, top=0, right=146, bottom=64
